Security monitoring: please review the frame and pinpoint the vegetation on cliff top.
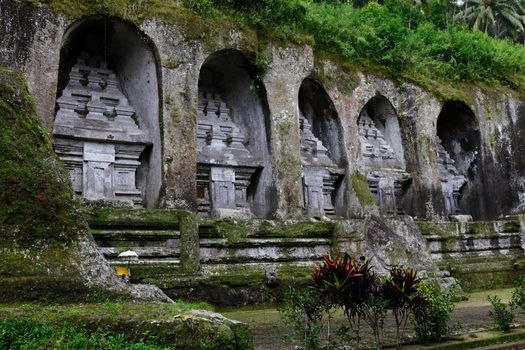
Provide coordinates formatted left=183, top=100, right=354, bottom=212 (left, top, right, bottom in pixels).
left=31, top=0, right=525, bottom=96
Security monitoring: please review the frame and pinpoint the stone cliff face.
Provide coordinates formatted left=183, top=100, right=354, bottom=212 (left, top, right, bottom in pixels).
left=2, top=0, right=525, bottom=300
left=2, top=1, right=522, bottom=221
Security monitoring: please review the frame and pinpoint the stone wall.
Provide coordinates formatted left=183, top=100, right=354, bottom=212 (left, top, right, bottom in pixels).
left=90, top=210, right=525, bottom=299
left=418, top=219, right=525, bottom=291
left=88, top=208, right=445, bottom=304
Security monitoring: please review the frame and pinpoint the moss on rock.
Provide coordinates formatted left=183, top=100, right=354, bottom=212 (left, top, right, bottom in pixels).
left=351, top=173, right=376, bottom=207
left=0, top=67, right=80, bottom=242
left=199, top=218, right=335, bottom=241
left=0, top=67, right=93, bottom=301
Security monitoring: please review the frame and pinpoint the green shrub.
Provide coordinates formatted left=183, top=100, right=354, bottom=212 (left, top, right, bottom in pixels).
left=280, top=287, right=326, bottom=350
left=0, top=319, right=167, bottom=350
left=510, top=275, right=525, bottom=310
left=488, top=295, right=514, bottom=332
left=411, top=282, right=457, bottom=343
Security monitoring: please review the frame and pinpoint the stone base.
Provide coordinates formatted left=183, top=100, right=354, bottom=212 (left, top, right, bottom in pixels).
left=449, top=214, right=473, bottom=222
left=211, top=208, right=253, bottom=219
left=83, top=198, right=135, bottom=209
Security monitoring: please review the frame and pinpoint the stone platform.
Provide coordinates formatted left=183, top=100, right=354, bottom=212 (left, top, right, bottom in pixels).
left=89, top=208, right=525, bottom=304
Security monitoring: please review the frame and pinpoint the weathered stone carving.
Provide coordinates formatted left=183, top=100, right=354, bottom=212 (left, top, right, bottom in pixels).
left=300, top=115, right=344, bottom=218
left=53, top=53, right=149, bottom=206
left=358, top=112, right=410, bottom=214
left=196, top=91, right=262, bottom=218
left=436, top=137, right=466, bottom=215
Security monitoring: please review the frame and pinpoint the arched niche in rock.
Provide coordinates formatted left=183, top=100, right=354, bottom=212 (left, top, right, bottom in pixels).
left=436, top=101, right=481, bottom=217
left=357, top=95, right=411, bottom=215
left=298, top=78, right=346, bottom=218
left=196, top=49, right=273, bottom=219
left=52, top=16, right=162, bottom=208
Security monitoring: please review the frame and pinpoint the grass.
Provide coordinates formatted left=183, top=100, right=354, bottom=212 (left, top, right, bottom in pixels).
left=0, top=319, right=169, bottom=350
left=0, top=301, right=249, bottom=350
left=0, top=301, right=214, bottom=323
left=221, top=287, right=524, bottom=349
left=458, top=288, right=514, bottom=307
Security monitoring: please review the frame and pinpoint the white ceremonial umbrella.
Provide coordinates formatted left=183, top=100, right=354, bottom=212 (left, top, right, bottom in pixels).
left=118, top=250, right=139, bottom=260
left=118, top=250, right=139, bottom=275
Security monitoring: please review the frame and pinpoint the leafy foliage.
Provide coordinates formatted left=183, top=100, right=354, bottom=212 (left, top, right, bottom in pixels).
left=456, top=0, right=525, bottom=39
left=196, top=0, right=525, bottom=93
left=0, top=319, right=167, bottom=350
left=510, top=275, right=525, bottom=310
left=281, top=287, right=326, bottom=350
left=489, top=295, right=514, bottom=332
left=283, top=254, right=461, bottom=348
left=33, top=0, right=525, bottom=94
left=312, top=254, right=373, bottom=316
left=411, top=282, right=458, bottom=343
left=310, top=254, right=436, bottom=349
left=384, top=266, right=426, bottom=348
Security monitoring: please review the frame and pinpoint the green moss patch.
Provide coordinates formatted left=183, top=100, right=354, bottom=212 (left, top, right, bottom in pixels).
left=88, top=207, right=194, bottom=229
left=351, top=173, right=376, bottom=207
left=199, top=218, right=335, bottom=242
left=0, top=67, right=109, bottom=301
left=0, top=67, right=80, bottom=242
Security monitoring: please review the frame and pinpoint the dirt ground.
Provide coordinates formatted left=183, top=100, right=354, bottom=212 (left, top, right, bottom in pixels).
left=222, top=288, right=525, bottom=350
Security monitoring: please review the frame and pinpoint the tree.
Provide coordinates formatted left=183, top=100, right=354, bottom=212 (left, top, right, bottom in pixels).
left=456, top=0, right=525, bottom=39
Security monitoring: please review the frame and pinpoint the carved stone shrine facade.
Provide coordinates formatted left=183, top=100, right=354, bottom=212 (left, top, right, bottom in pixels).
left=196, top=90, right=262, bottom=218
left=358, top=112, right=410, bottom=215
left=53, top=53, right=149, bottom=206
left=299, top=115, right=344, bottom=218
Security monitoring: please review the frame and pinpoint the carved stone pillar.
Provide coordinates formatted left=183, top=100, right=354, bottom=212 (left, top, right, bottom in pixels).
left=436, top=138, right=466, bottom=215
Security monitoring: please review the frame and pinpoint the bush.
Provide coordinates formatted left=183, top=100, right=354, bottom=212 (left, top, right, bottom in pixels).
left=411, top=282, right=457, bottom=343
left=510, top=275, right=525, bottom=310
left=312, top=254, right=380, bottom=348
left=488, top=295, right=514, bottom=332
left=312, top=255, right=426, bottom=349
left=280, top=287, right=326, bottom=350
left=285, top=254, right=458, bottom=348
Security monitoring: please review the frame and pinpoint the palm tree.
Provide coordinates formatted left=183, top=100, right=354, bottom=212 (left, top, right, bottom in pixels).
left=456, top=0, right=525, bottom=39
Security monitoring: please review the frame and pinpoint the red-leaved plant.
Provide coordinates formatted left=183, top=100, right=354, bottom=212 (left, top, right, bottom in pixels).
left=312, top=254, right=378, bottom=348
left=384, top=266, right=427, bottom=349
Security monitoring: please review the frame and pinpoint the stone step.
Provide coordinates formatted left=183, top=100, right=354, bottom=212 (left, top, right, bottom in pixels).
left=431, top=248, right=524, bottom=262
left=92, top=229, right=180, bottom=238
left=107, top=259, right=180, bottom=265
left=417, top=220, right=521, bottom=237
left=100, top=247, right=180, bottom=259
left=88, top=208, right=187, bottom=230
left=199, top=237, right=331, bottom=248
